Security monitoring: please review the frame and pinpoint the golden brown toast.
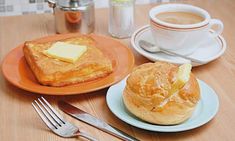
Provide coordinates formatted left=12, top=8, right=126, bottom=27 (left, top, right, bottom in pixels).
left=23, top=36, right=113, bottom=86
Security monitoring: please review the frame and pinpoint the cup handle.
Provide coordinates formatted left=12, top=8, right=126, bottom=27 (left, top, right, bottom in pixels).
left=209, top=19, right=224, bottom=37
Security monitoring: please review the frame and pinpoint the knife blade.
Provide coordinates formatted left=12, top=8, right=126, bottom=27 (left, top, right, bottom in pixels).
left=58, top=101, right=139, bottom=141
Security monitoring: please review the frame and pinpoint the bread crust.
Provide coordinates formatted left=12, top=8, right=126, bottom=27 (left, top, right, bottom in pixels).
left=123, top=61, right=200, bottom=125
left=23, top=36, right=113, bottom=86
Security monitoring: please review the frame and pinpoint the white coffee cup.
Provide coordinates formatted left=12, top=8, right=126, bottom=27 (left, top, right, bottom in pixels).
left=149, top=4, right=224, bottom=55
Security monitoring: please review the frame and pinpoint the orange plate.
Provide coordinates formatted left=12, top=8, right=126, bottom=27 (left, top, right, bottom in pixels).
left=1, top=33, right=135, bottom=95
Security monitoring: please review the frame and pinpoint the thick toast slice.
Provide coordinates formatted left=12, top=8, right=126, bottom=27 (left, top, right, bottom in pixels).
left=23, top=36, right=113, bottom=86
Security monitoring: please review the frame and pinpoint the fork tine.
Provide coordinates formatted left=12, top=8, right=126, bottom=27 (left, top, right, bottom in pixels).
left=38, top=98, right=63, bottom=126
left=32, top=102, right=57, bottom=130
left=41, top=97, right=65, bottom=123
left=33, top=100, right=59, bottom=129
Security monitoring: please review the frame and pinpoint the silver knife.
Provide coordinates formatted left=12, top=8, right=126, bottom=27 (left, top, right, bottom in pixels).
left=58, top=101, right=139, bottom=141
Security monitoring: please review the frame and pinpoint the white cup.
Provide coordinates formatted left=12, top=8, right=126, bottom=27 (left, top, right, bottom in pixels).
left=149, top=4, right=224, bottom=55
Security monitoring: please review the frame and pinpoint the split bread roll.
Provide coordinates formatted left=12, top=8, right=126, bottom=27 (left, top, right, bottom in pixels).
left=123, top=61, right=200, bottom=125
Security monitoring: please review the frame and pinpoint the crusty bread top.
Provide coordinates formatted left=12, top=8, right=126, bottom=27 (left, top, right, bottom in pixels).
left=126, top=61, right=200, bottom=106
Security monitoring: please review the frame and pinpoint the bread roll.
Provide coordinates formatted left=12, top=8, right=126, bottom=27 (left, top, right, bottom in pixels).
left=123, top=61, right=200, bottom=125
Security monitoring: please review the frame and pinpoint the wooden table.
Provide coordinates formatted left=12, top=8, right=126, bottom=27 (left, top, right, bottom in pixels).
left=1, top=1, right=235, bottom=141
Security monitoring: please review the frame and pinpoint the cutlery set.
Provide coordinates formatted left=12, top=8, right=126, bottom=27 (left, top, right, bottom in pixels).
left=32, top=97, right=139, bottom=141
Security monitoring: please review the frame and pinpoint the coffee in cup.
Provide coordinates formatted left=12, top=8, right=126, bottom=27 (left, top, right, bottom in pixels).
left=155, top=11, right=204, bottom=25
left=149, top=4, right=224, bottom=55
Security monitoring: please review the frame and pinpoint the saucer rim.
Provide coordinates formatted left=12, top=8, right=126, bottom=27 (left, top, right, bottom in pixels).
left=131, top=25, right=226, bottom=66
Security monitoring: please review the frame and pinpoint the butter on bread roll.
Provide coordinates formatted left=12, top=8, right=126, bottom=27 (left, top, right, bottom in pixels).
left=123, top=61, right=200, bottom=125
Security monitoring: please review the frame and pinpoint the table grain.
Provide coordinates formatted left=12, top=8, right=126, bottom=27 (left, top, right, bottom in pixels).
left=1, top=1, right=235, bottom=141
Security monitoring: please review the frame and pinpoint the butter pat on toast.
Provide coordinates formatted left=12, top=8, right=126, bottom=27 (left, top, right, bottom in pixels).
left=43, top=42, right=87, bottom=63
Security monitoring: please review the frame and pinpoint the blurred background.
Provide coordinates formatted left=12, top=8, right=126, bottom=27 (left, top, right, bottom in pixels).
left=0, top=0, right=176, bottom=16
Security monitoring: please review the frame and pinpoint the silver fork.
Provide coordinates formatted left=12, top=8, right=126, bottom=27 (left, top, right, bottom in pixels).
left=32, top=97, right=97, bottom=141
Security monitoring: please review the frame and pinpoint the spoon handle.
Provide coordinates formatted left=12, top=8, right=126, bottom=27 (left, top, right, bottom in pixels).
left=139, top=40, right=205, bottom=64
left=160, top=50, right=205, bottom=64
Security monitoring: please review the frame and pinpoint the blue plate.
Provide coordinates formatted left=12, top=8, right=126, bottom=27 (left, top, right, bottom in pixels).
left=106, top=77, right=219, bottom=132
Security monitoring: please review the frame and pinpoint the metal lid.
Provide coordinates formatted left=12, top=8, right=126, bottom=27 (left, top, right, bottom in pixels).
left=57, top=0, right=93, bottom=9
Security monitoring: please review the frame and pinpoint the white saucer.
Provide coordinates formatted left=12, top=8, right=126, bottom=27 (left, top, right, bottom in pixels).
left=106, top=77, right=219, bottom=132
left=131, top=25, right=226, bottom=66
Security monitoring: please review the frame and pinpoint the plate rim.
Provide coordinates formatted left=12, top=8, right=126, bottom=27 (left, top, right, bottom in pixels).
left=106, top=77, right=219, bottom=132
left=131, top=25, right=226, bottom=66
left=1, top=33, right=135, bottom=95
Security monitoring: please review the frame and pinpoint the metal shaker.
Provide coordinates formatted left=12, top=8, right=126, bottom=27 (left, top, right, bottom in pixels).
left=48, top=0, right=95, bottom=34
